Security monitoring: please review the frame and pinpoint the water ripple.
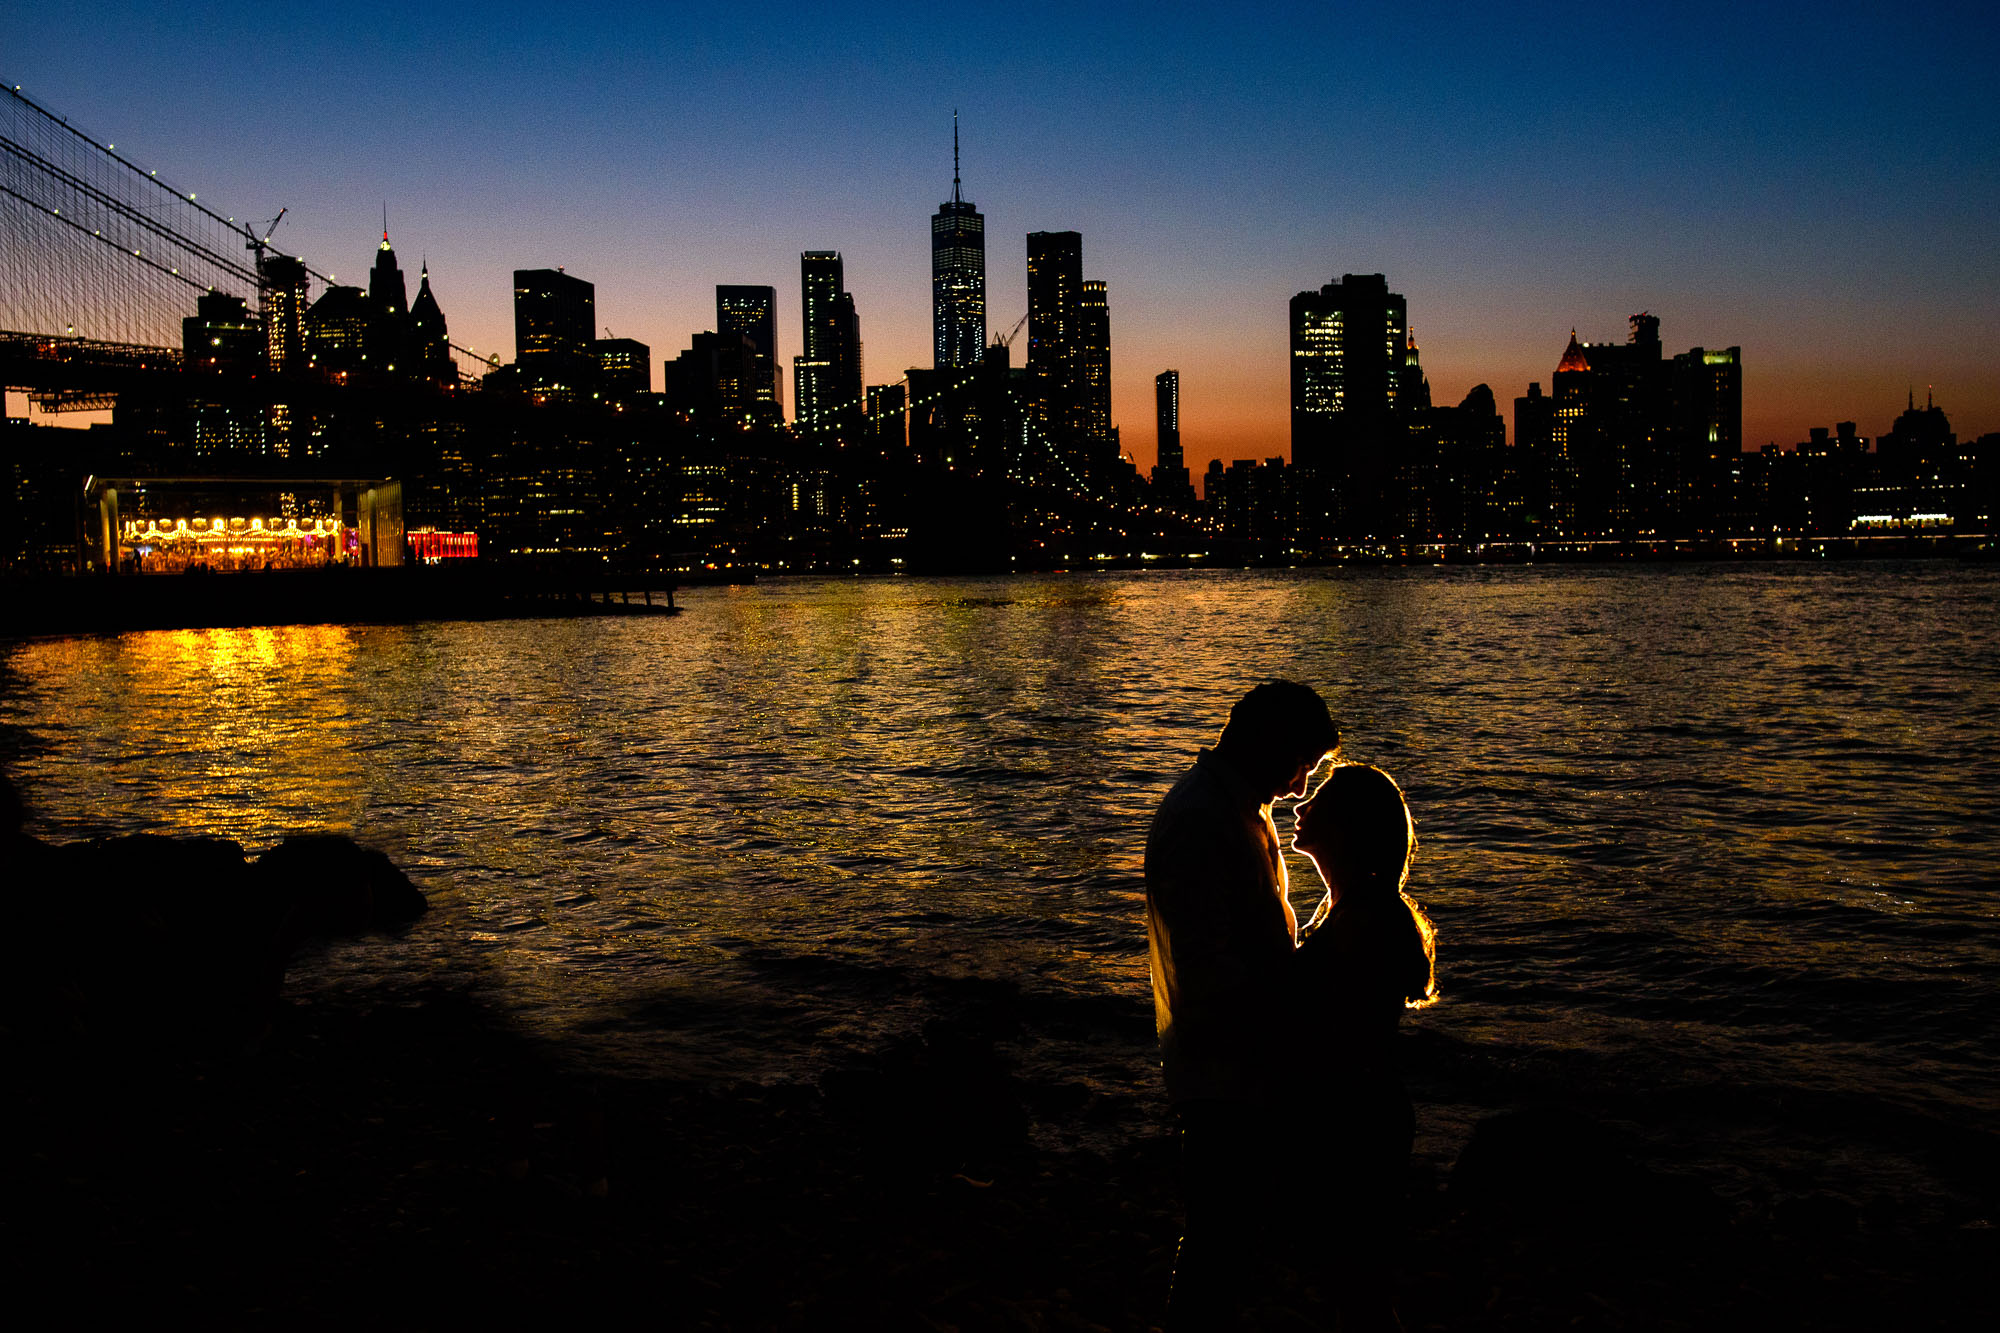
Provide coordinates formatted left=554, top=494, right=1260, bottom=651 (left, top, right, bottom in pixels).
left=4, top=562, right=1997, bottom=1160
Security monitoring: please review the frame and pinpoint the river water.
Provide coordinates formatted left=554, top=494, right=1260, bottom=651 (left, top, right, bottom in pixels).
left=4, top=563, right=1996, bottom=1224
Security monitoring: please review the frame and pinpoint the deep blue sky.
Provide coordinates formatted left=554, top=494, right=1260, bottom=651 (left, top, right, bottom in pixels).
left=9, top=1, right=1997, bottom=470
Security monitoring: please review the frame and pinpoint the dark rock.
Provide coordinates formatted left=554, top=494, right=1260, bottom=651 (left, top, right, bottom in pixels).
left=4, top=832, right=270, bottom=1060
left=2, top=827, right=423, bottom=1067
left=256, top=833, right=429, bottom=936
left=74, top=832, right=266, bottom=927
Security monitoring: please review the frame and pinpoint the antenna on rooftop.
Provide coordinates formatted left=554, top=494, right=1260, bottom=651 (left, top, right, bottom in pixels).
left=952, top=110, right=962, bottom=204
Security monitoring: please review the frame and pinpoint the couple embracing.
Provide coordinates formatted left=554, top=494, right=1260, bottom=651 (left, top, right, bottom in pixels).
left=1145, top=681, right=1437, bottom=1331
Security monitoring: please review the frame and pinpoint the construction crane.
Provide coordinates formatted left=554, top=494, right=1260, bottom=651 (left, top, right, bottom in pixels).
left=244, top=207, right=286, bottom=271
left=993, top=311, right=1028, bottom=349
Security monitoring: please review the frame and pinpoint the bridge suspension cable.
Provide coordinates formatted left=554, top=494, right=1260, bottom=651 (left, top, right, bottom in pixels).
left=792, top=357, right=1210, bottom=532
left=1, top=83, right=506, bottom=390
left=0, top=82, right=328, bottom=350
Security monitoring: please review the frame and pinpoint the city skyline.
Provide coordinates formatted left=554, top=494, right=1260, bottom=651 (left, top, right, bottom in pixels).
left=6, top=2, right=1997, bottom=476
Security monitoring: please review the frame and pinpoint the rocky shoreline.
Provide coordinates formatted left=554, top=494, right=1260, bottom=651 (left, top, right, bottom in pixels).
left=2, top=825, right=1990, bottom=1328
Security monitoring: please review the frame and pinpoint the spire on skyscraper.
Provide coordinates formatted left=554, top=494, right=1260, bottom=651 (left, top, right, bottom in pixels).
left=952, top=110, right=962, bottom=204
left=370, top=217, right=408, bottom=317
left=410, top=258, right=451, bottom=384
left=1558, top=330, right=1590, bottom=374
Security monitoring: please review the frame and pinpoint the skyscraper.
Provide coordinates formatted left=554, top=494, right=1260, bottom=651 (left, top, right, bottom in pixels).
left=1552, top=314, right=1667, bottom=538
left=1078, top=279, right=1112, bottom=452
left=258, top=253, right=309, bottom=457
left=797, top=251, right=840, bottom=425
left=259, top=253, right=309, bottom=375
left=1544, top=316, right=1742, bottom=540
left=1551, top=331, right=1596, bottom=534
left=1151, top=369, right=1193, bottom=505
left=409, top=261, right=453, bottom=385
left=1289, top=273, right=1420, bottom=538
left=514, top=268, right=594, bottom=362
left=717, top=284, right=782, bottom=423
left=795, top=252, right=864, bottom=436
left=1514, top=380, right=1559, bottom=532
left=1026, top=230, right=1083, bottom=442
left=1670, top=345, right=1742, bottom=534
left=931, top=116, right=986, bottom=371
left=667, top=330, right=763, bottom=426
left=182, top=291, right=262, bottom=376
left=368, top=226, right=410, bottom=373
left=594, top=337, right=652, bottom=397
left=303, top=284, right=371, bottom=374
left=1406, top=384, right=1510, bottom=542
left=370, top=227, right=409, bottom=319
left=182, top=290, right=265, bottom=457
left=867, top=382, right=908, bottom=459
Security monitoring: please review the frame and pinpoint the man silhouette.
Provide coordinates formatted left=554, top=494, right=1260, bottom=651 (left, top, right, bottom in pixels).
left=1145, top=680, right=1341, bottom=1328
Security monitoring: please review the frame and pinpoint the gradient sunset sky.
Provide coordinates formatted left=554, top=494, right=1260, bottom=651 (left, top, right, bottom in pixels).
left=9, top=1, right=1997, bottom=476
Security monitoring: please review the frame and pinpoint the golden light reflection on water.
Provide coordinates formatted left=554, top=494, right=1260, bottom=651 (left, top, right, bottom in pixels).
left=5, top=567, right=1997, bottom=1100
left=8, top=623, right=365, bottom=845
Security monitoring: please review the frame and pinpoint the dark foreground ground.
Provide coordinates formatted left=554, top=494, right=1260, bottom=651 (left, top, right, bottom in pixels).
left=5, top=972, right=1992, bottom=1333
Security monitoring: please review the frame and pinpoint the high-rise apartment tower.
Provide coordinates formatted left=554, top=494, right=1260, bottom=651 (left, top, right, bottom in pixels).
left=795, top=252, right=864, bottom=435
left=717, top=284, right=782, bottom=421
left=1151, top=369, right=1193, bottom=505
left=1079, top=279, right=1112, bottom=450
left=1026, top=230, right=1083, bottom=440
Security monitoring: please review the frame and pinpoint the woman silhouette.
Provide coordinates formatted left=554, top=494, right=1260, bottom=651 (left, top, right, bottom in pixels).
left=1288, top=763, right=1437, bottom=1331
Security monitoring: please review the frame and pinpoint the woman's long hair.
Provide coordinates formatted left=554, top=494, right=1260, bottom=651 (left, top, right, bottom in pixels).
left=1306, top=763, right=1438, bottom=1009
